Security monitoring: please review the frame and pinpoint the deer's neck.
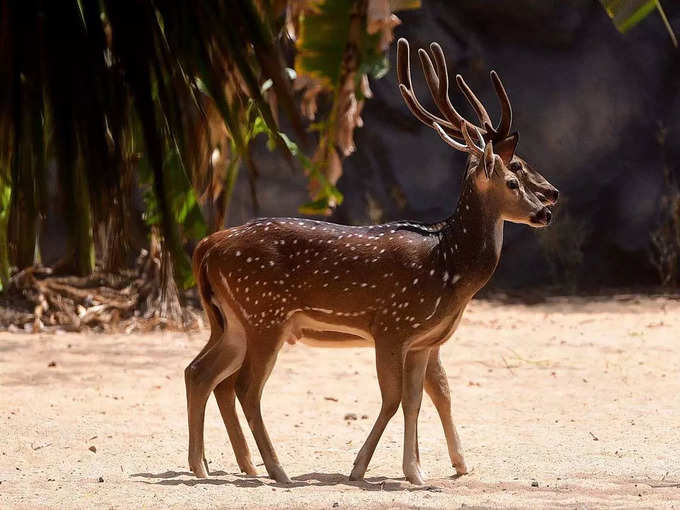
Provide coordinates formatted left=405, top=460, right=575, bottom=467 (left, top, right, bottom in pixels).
left=437, top=182, right=503, bottom=299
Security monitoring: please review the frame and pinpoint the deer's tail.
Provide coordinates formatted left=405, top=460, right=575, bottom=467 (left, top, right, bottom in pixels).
left=193, top=238, right=225, bottom=333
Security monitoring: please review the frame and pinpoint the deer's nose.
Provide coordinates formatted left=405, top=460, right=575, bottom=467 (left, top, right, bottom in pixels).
left=543, top=208, right=552, bottom=224
left=549, top=188, right=559, bottom=204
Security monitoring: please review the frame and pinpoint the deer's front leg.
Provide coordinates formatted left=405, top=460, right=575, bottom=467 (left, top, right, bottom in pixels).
left=424, top=347, right=468, bottom=475
left=402, top=347, right=431, bottom=485
left=349, top=344, right=403, bottom=481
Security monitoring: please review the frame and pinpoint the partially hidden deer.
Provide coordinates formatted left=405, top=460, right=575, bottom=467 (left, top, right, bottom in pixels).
left=185, top=38, right=558, bottom=485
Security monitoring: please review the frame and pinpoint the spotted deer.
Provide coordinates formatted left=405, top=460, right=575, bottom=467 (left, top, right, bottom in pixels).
left=185, top=38, right=558, bottom=485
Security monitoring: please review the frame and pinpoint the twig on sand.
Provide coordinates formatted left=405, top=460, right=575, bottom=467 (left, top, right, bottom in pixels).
left=501, top=355, right=516, bottom=376
left=508, top=348, right=553, bottom=368
left=31, top=442, right=52, bottom=451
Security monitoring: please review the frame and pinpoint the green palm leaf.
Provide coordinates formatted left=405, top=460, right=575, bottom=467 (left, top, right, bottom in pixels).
left=601, top=0, right=677, bottom=46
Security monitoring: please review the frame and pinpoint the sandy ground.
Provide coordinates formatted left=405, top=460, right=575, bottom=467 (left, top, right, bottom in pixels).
left=1, top=296, right=679, bottom=509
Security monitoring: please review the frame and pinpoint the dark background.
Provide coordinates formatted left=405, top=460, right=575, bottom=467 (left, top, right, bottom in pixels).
left=200, top=1, right=680, bottom=291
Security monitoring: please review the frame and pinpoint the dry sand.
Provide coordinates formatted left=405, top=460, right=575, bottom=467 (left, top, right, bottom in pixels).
left=1, top=296, right=679, bottom=509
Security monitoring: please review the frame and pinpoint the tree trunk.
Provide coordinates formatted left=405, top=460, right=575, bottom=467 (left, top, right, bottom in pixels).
left=0, top=182, right=11, bottom=288
left=59, top=158, right=94, bottom=276
left=7, top=182, right=38, bottom=270
left=8, top=95, right=42, bottom=271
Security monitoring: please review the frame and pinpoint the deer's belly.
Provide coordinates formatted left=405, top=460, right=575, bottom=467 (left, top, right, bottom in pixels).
left=279, top=307, right=465, bottom=350
left=298, top=331, right=374, bottom=348
left=283, top=311, right=374, bottom=348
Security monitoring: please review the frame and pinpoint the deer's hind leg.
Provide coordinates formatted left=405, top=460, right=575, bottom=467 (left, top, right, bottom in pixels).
left=185, top=304, right=247, bottom=478
left=212, top=372, right=257, bottom=475
left=184, top=299, right=224, bottom=476
left=235, top=335, right=290, bottom=484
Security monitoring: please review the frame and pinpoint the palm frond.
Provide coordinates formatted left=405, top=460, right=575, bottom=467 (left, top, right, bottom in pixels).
left=293, top=0, right=418, bottom=215
left=0, top=0, right=418, bottom=293
left=601, top=0, right=677, bottom=46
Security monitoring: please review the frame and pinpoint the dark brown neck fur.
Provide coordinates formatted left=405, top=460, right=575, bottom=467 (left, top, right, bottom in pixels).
left=430, top=170, right=504, bottom=308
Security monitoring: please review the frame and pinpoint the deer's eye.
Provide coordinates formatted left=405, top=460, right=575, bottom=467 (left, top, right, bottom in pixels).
left=509, top=162, right=522, bottom=172
left=506, top=179, right=519, bottom=190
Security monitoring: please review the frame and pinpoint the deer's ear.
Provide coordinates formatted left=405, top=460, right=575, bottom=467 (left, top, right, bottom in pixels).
left=483, top=141, right=495, bottom=178
left=495, top=132, right=519, bottom=164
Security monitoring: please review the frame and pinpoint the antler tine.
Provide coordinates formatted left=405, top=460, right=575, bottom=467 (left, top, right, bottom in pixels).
left=398, top=85, right=438, bottom=128
left=455, top=74, right=494, bottom=134
left=417, top=48, right=464, bottom=137
left=397, top=38, right=457, bottom=132
left=428, top=43, right=472, bottom=135
left=433, top=122, right=468, bottom=152
left=490, top=70, right=512, bottom=139
left=416, top=49, right=442, bottom=111
left=460, top=120, right=485, bottom=157
left=456, top=71, right=514, bottom=141
left=433, top=119, right=484, bottom=157
left=415, top=50, right=463, bottom=139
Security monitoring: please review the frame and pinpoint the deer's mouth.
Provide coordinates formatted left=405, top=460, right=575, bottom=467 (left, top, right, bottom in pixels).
left=529, top=207, right=552, bottom=227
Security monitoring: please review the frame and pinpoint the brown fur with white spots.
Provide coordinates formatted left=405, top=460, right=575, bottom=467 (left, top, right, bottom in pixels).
left=184, top=38, right=558, bottom=485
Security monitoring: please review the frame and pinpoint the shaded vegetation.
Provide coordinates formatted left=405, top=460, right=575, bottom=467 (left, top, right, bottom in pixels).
left=0, top=0, right=418, bottom=294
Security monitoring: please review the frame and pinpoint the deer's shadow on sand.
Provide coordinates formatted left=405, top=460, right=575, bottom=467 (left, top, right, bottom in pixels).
left=130, top=470, right=448, bottom=492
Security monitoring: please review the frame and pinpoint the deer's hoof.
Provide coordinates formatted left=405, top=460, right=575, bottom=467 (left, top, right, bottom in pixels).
left=240, top=462, right=258, bottom=476
left=348, top=464, right=366, bottom=481
left=267, top=464, right=292, bottom=484
left=190, top=462, right=209, bottom=478
left=454, top=461, right=469, bottom=476
left=404, top=466, right=426, bottom=485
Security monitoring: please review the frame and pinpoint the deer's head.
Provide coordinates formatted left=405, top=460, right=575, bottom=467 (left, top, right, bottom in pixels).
left=507, top=155, right=559, bottom=206
left=397, top=38, right=557, bottom=225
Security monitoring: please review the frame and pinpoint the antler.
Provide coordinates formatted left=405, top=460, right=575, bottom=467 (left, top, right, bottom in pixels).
left=397, top=38, right=461, bottom=137
left=397, top=38, right=514, bottom=146
left=421, top=43, right=470, bottom=136
left=456, top=71, right=512, bottom=142
left=433, top=120, right=485, bottom=158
